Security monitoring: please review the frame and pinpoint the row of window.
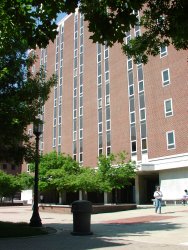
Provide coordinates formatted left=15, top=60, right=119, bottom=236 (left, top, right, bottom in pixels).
left=1, top=164, right=18, bottom=170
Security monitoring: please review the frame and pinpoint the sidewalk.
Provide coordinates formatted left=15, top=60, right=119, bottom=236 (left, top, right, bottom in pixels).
left=0, top=205, right=188, bottom=249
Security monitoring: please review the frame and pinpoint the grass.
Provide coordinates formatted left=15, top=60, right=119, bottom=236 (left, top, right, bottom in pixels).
left=0, top=221, right=49, bottom=238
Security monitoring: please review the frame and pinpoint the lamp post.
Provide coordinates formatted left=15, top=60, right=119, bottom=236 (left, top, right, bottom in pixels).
left=30, top=123, right=42, bottom=227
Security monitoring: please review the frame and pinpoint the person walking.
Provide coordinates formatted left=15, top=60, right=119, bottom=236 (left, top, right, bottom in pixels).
left=154, top=186, right=163, bottom=214
left=182, top=189, right=188, bottom=205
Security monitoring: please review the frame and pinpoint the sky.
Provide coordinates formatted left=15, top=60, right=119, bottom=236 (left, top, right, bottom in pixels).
left=56, top=13, right=67, bottom=23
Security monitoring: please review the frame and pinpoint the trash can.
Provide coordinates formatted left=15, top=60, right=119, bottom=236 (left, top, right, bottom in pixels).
left=71, top=200, right=93, bottom=235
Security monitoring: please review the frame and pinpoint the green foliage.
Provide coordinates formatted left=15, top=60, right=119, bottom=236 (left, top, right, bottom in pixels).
left=76, top=167, right=99, bottom=192
left=17, top=172, right=34, bottom=190
left=79, top=0, right=188, bottom=63
left=36, top=151, right=136, bottom=195
left=1, top=1, right=187, bottom=60
left=0, top=1, right=187, bottom=161
left=29, top=151, right=81, bottom=192
left=97, top=152, right=136, bottom=192
left=0, top=42, right=56, bottom=162
left=0, top=171, right=21, bottom=200
left=0, top=170, right=33, bottom=200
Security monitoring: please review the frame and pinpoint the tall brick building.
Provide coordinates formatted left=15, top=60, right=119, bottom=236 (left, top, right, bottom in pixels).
left=25, top=10, right=188, bottom=204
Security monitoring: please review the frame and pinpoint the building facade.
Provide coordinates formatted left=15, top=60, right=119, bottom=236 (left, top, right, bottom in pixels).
left=24, top=10, right=188, bottom=204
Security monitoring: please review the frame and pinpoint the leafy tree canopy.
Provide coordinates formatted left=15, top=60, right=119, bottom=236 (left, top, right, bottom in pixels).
left=29, top=151, right=81, bottom=192
left=97, top=152, right=136, bottom=192
left=0, top=170, right=33, bottom=200
left=0, top=41, right=56, bottom=163
left=1, top=0, right=187, bottom=61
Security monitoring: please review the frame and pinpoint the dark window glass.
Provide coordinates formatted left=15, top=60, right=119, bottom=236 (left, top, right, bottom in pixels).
left=107, top=131, right=111, bottom=146
left=131, top=141, right=136, bottom=152
left=131, top=124, right=136, bottom=141
left=73, top=141, right=77, bottom=154
left=129, top=85, right=134, bottom=96
left=142, top=138, right=147, bottom=150
left=141, top=121, right=147, bottom=138
left=138, top=65, right=143, bottom=81
left=129, top=97, right=135, bottom=112
left=80, top=53, right=83, bottom=65
left=79, top=153, right=83, bottom=162
left=106, top=82, right=110, bottom=95
left=80, top=140, right=83, bottom=152
left=139, top=93, right=145, bottom=109
left=98, top=62, right=101, bottom=75
left=3, top=164, right=7, bottom=169
left=97, top=44, right=101, bottom=54
left=98, top=109, right=102, bottom=123
left=163, top=70, right=169, bottom=85
left=79, top=117, right=83, bottom=129
left=98, top=54, right=101, bottom=62
left=98, top=85, right=102, bottom=99
left=99, top=134, right=103, bottom=148
left=80, top=74, right=83, bottom=85
left=99, top=148, right=103, bottom=155
left=107, top=147, right=111, bottom=155
left=73, top=97, right=77, bottom=109
left=128, top=59, right=132, bottom=70
left=105, top=58, right=109, bottom=71
left=139, top=81, right=144, bottom=92
left=73, top=119, right=76, bottom=131
left=128, top=70, right=133, bottom=85
left=80, top=96, right=83, bottom=107
left=74, top=77, right=77, bottom=88
left=130, top=112, right=135, bottom=123
left=106, top=106, right=110, bottom=120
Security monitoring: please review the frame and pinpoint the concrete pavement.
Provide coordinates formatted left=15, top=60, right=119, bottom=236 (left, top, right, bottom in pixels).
left=0, top=205, right=188, bottom=249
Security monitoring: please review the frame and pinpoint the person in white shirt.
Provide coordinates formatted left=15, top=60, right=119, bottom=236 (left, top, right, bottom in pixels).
left=182, top=189, right=188, bottom=205
left=154, top=186, right=163, bottom=214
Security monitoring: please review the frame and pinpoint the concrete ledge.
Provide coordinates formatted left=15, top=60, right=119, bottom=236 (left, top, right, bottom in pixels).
left=39, top=203, right=137, bottom=214
left=152, top=198, right=186, bottom=205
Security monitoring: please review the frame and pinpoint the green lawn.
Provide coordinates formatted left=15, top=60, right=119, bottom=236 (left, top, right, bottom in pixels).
left=0, top=221, right=49, bottom=238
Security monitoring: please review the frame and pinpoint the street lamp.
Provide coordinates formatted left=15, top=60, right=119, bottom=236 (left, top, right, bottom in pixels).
left=30, top=122, right=43, bottom=227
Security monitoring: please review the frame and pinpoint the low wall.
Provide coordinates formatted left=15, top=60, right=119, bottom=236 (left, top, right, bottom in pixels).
left=0, top=202, right=23, bottom=206
left=39, top=203, right=137, bottom=214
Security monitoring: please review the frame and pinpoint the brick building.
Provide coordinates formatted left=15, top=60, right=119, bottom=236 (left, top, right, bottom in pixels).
left=24, top=10, right=188, bottom=204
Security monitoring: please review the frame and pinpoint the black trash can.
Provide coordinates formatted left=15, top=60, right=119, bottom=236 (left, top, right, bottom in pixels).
left=71, top=200, right=93, bottom=235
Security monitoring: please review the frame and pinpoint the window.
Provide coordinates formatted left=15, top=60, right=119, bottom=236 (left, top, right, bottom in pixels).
left=129, top=85, right=134, bottom=96
left=3, top=164, right=7, bottom=170
left=27, top=164, right=30, bottom=172
left=162, top=69, right=170, bottom=86
left=166, top=131, right=175, bottom=149
left=160, top=46, right=167, bottom=57
left=28, top=129, right=32, bottom=136
left=11, top=164, right=16, bottom=170
left=164, top=99, right=173, bottom=117
left=130, top=112, right=135, bottom=124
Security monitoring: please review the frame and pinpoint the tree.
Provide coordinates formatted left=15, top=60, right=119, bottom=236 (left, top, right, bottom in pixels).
left=97, top=152, right=136, bottom=197
left=1, top=1, right=187, bottom=161
left=29, top=151, right=81, bottom=192
left=79, top=0, right=188, bottom=63
left=0, top=42, right=56, bottom=162
left=1, top=0, right=187, bottom=59
left=0, top=171, right=32, bottom=202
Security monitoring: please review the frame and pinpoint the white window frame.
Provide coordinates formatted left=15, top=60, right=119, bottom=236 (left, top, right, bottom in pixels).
left=160, top=46, right=168, bottom=58
left=162, top=68, right=170, bottom=86
left=27, top=164, right=30, bottom=173
left=166, top=130, right=175, bottom=150
left=164, top=98, right=173, bottom=117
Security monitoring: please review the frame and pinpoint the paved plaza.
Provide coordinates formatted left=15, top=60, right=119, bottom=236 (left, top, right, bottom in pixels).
left=0, top=205, right=188, bottom=250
